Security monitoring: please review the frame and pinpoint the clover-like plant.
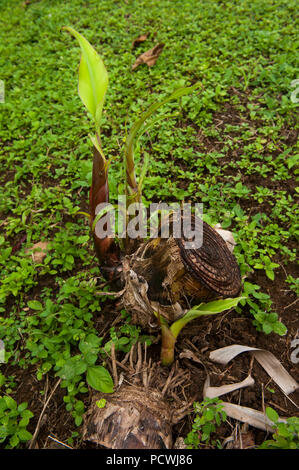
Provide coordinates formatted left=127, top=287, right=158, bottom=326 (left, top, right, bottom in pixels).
left=259, top=407, right=299, bottom=449
left=185, top=397, right=227, bottom=449
left=0, top=396, right=34, bottom=448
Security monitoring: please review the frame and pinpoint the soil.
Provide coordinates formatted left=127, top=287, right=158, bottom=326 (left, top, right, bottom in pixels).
left=1, top=94, right=298, bottom=450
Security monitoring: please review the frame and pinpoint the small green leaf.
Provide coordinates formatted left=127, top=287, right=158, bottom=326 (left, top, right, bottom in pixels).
left=27, top=300, right=43, bottom=311
left=4, top=396, right=17, bottom=410
left=215, top=413, right=221, bottom=426
left=77, top=235, right=89, bottom=244
left=262, top=322, right=273, bottom=334
left=268, top=312, right=278, bottom=322
left=57, top=357, right=87, bottom=381
left=273, top=321, right=287, bottom=336
left=266, top=269, right=275, bottom=281
left=86, top=366, right=114, bottom=393
left=19, top=417, right=30, bottom=427
left=75, top=415, right=83, bottom=427
left=96, top=398, right=107, bottom=409
left=17, top=429, right=33, bottom=441
left=276, top=423, right=290, bottom=438
left=205, top=409, right=215, bottom=421
left=79, top=333, right=102, bottom=356
left=20, top=409, right=34, bottom=420
left=266, top=406, right=279, bottom=423
left=17, top=402, right=28, bottom=413
left=9, top=434, right=19, bottom=447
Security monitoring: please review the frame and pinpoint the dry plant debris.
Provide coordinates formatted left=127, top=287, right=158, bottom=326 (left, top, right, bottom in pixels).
left=132, top=43, right=164, bottom=70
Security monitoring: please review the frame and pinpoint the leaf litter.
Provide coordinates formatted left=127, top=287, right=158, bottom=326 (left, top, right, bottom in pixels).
left=132, top=43, right=164, bottom=70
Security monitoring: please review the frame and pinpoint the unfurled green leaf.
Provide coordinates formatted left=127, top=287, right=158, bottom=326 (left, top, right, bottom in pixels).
left=171, top=297, right=245, bottom=338
left=63, top=26, right=108, bottom=131
left=190, top=297, right=245, bottom=315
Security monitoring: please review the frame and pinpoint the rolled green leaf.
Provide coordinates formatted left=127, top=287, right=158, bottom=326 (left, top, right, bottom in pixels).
left=62, top=26, right=108, bottom=132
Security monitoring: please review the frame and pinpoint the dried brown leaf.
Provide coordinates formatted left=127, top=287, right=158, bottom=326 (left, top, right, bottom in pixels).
left=220, top=402, right=287, bottom=432
left=132, top=43, right=164, bottom=70
left=26, top=242, right=49, bottom=263
left=132, top=33, right=149, bottom=48
left=204, top=374, right=255, bottom=399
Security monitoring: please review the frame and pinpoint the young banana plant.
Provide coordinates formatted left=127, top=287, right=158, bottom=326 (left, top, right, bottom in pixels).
left=156, top=297, right=244, bottom=366
left=62, top=28, right=243, bottom=369
left=63, top=27, right=200, bottom=261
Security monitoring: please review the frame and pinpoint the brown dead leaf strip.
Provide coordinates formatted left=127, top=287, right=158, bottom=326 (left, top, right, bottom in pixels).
left=220, top=403, right=287, bottom=433
left=132, top=43, right=164, bottom=70
left=132, top=32, right=149, bottom=48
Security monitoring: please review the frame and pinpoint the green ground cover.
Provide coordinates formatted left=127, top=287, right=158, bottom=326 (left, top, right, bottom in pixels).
left=0, top=0, right=298, bottom=449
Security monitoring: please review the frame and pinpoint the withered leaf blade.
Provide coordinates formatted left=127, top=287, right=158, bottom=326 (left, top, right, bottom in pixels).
left=203, top=374, right=255, bottom=399
left=132, top=32, right=149, bottom=48
left=209, top=344, right=299, bottom=396
left=220, top=402, right=286, bottom=433
left=132, top=43, right=164, bottom=70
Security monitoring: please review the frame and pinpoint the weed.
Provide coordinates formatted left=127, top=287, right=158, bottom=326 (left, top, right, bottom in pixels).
left=0, top=0, right=297, bottom=446
left=259, top=407, right=299, bottom=449
left=103, top=310, right=153, bottom=355
left=0, top=396, right=33, bottom=448
left=185, top=398, right=227, bottom=449
left=237, top=282, right=287, bottom=336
